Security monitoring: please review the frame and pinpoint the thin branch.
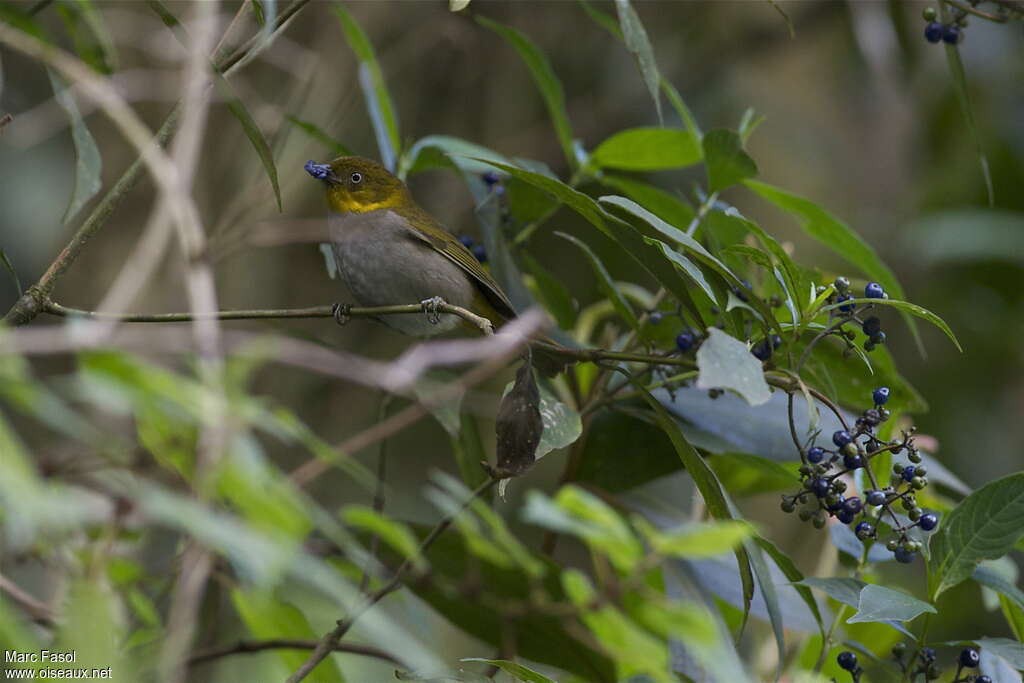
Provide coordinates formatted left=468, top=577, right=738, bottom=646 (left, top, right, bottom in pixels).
left=188, top=639, right=401, bottom=667
left=0, top=572, right=56, bottom=627
left=285, top=478, right=498, bottom=683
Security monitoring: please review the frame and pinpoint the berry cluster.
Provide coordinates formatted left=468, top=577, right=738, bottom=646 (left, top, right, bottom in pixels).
left=780, top=387, right=939, bottom=562
left=889, top=643, right=987, bottom=682
left=457, top=234, right=488, bottom=263
left=922, top=6, right=965, bottom=45
left=818, top=277, right=889, bottom=353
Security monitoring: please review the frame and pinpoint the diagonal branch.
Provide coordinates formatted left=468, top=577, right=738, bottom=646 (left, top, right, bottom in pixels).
left=188, top=639, right=401, bottom=668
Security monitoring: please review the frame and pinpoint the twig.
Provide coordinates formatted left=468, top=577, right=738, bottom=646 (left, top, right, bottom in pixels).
left=360, top=394, right=393, bottom=593
left=0, top=572, right=56, bottom=627
left=285, top=478, right=498, bottom=683
left=188, top=639, right=401, bottom=667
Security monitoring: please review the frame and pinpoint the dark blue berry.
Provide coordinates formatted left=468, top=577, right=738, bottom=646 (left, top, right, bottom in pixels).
left=959, top=648, right=980, bottom=668
left=833, top=430, right=853, bottom=447
left=837, top=509, right=856, bottom=524
left=894, top=548, right=916, bottom=563
left=482, top=170, right=501, bottom=187
left=770, top=334, right=783, bottom=349
left=866, top=490, right=886, bottom=506
left=458, top=235, right=475, bottom=248
left=844, top=453, right=864, bottom=470
left=752, top=339, right=772, bottom=361
left=807, top=447, right=825, bottom=464
left=811, top=478, right=830, bottom=498
left=919, top=513, right=938, bottom=531
left=902, top=465, right=916, bottom=483
left=873, top=387, right=890, bottom=405
left=676, top=332, right=696, bottom=353
left=977, top=677, right=993, bottom=683
left=837, top=651, right=858, bottom=671
left=472, top=245, right=487, bottom=263
left=924, top=21, right=944, bottom=42
left=855, top=521, right=875, bottom=538
left=921, top=648, right=937, bottom=662
left=838, top=294, right=855, bottom=313
left=843, top=497, right=863, bottom=515
left=862, top=316, right=882, bottom=336
left=649, top=311, right=664, bottom=325
left=870, top=331, right=887, bottom=344
left=865, top=282, right=885, bottom=299
left=942, top=25, right=961, bottom=44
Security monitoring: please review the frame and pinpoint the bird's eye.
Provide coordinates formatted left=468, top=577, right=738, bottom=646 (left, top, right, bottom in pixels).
left=350, top=172, right=362, bottom=184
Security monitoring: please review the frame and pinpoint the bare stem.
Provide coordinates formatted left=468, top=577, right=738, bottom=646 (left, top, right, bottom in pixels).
left=188, top=639, right=400, bottom=668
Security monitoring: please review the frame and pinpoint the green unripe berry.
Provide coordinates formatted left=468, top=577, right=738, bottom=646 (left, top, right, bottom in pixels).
left=902, top=540, right=917, bottom=552
left=894, top=463, right=905, bottom=474
left=908, top=540, right=922, bottom=552
left=834, top=276, right=850, bottom=291
left=825, top=494, right=840, bottom=508
left=909, top=507, right=923, bottom=521
left=922, top=7, right=937, bottom=20
left=887, top=539, right=900, bottom=551
left=892, top=642, right=907, bottom=657
left=866, top=506, right=881, bottom=519
left=813, top=513, right=826, bottom=529
left=799, top=464, right=812, bottom=475
left=781, top=499, right=796, bottom=513
left=915, top=466, right=927, bottom=476
left=909, top=452, right=922, bottom=463
left=912, top=476, right=926, bottom=490
left=833, top=480, right=847, bottom=493
left=901, top=498, right=914, bottom=511
left=799, top=509, right=813, bottom=521
left=891, top=475, right=903, bottom=487
left=843, top=442, right=859, bottom=457
left=879, top=408, right=891, bottom=420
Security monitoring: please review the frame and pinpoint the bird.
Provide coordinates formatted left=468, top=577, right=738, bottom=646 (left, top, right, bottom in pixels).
left=305, top=156, right=516, bottom=338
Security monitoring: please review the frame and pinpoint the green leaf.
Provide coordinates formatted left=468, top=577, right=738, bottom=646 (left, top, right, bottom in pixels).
left=711, top=452, right=801, bottom=495
left=846, top=584, right=936, bottom=624
left=755, top=536, right=824, bottom=637
left=477, top=16, right=574, bottom=167
left=342, top=505, right=424, bottom=570
left=703, top=129, right=757, bottom=192
left=521, top=251, right=576, bottom=329
left=574, top=408, right=679, bottom=492
left=286, top=115, right=351, bottom=156
left=461, top=659, right=555, bottom=683
left=591, top=127, right=700, bottom=171
left=973, top=638, right=1024, bottom=670
left=661, top=79, right=703, bottom=139
left=333, top=4, right=400, bottom=169
left=535, top=382, right=582, bottom=459
left=642, top=238, right=715, bottom=303
left=613, top=0, right=663, bottom=123
left=599, top=174, right=695, bottom=227
left=819, top=298, right=961, bottom=352
left=798, top=577, right=867, bottom=608
left=974, top=565, right=1024, bottom=613
left=744, top=179, right=922, bottom=352
left=523, top=486, right=643, bottom=572
left=579, top=0, right=622, bottom=38
left=450, top=415, right=490, bottom=489
left=47, top=68, right=101, bottom=222
left=696, top=328, right=771, bottom=406
left=929, top=473, right=1024, bottom=598
left=557, top=231, right=640, bottom=333
left=232, top=589, right=344, bottom=681
left=939, top=2, right=993, bottom=206
left=412, top=370, right=464, bottom=437
left=401, top=135, right=510, bottom=179
left=638, top=519, right=754, bottom=558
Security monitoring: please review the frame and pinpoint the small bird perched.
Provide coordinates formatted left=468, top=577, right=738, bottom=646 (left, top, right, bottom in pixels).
left=304, top=156, right=515, bottom=337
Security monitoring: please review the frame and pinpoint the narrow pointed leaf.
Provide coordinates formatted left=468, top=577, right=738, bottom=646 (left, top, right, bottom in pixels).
left=47, top=69, right=101, bottom=223
left=819, top=297, right=961, bottom=352
left=613, top=0, right=662, bottom=122
left=286, top=115, right=351, bottom=156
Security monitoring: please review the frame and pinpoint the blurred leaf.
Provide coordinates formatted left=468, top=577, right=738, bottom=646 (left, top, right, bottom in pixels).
left=702, top=129, right=757, bottom=193
left=737, top=107, right=765, bottom=144
left=557, top=231, right=640, bottom=333
left=754, top=536, right=825, bottom=637
left=342, top=505, right=424, bottom=571
left=461, top=659, right=554, bottom=683
left=613, top=0, right=663, bottom=123
left=451, top=414, right=489, bottom=489
left=535, top=382, right=581, bottom=459
left=477, top=16, right=574, bottom=168
left=333, top=4, right=401, bottom=170
left=974, top=565, right=1024, bottom=613
left=846, top=584, right=936, bottom=624
left=939, top=1, right=993, bottom=206
left=591, top=127, right=700, bottom=171
left=523, top=486, right=642, bottom=572
left=696, top=328, right=771, bottom=406
left=450, top=0, right=471, bottom=10
left=232, top=589, right=344, bottom=681
left=1002, top=597, right=1024, bottom=642
left=819, top=297, right=961, bottom=352
left=149, top=0, right=282, bottom=210
left=600, top=174, right=695, bottom=227
left=979, top=648, right=1021, bottom=683
left=286, top=115, right=351, bottom=156
left=562, top=569, right=674, bottom=682
left=930, top=473, right=1024, bottom=598
left=521, top=251, right=576, bottom=329
left=637, top=519, right=754, bottom=558
left=55, top=580, right=123, bottom=675
left=47, top=68, right=101, bottom=223
left=661, top=79, right=703, bottom=139
left=57, top=0, right=118, bottom=73
left=744, top=179, right=921, bottom=352
left=412, top=369, right=464, bottom=437
left=973, top=638, right=1024, bottom=671
left=579, top=0, right=622, bottom=38
left=902, top=210, right=1024, bottom=267
left=575, top=408, right=679, bottom=492
left=0, top=248, right=20, bottom=296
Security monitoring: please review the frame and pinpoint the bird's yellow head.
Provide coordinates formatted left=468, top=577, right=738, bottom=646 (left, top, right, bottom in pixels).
left=305, top=156, right=410, bottom=214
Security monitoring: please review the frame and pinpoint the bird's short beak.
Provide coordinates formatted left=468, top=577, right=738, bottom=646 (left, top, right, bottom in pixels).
left=304, top=160, right=339, bottom=184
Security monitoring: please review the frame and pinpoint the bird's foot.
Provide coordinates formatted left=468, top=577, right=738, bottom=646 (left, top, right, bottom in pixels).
left=420, top=297, right=447, bottom=325
left=331, top=303, right=351, bottom=326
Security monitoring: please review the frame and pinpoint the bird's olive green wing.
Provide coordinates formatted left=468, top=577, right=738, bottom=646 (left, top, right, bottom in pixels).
left=397, top=204, right=517, bottom=320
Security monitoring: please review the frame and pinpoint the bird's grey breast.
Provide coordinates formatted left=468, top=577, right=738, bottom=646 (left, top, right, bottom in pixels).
left=328, top=209, right=475, bottom=336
